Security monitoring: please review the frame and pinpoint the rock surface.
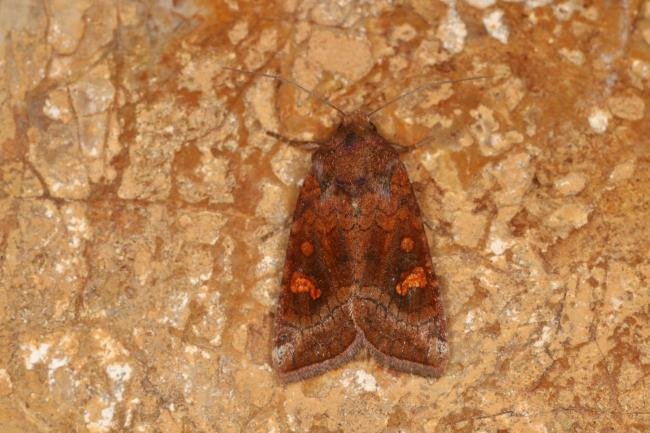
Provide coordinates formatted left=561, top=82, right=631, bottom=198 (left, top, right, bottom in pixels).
left=0, top=0, right=648, bottom=432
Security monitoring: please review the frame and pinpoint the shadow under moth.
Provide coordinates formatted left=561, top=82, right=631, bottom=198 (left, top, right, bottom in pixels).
left=228, top=68, right=486, bottom=382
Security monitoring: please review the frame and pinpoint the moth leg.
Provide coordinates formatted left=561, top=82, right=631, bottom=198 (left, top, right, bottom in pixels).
left=422, top=219, right=435, bottom=231
left=266, top=131, right=322, bottom=150
left=390, top=134, right=436, bottom=154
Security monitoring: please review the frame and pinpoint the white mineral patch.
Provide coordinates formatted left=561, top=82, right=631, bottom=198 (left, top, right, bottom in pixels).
left=24, top=343, right=50, bottom=369
left=340, top=369, right=378, bottom=393
left=533, top=325, right=553, bottom=347
left=490, top=238, right=507, bottom=255
left=158, top=292, right=190, bottom=328
left=483, top=10, right=509, bottom=44
left=48, top=356, right=69, bottom=385
left=185, top=344, right=199, bottom=354
left=85, top=400, right=116, bottom=433
left=0, top=369, right=12, bottom=394
left=437, top=2, right=467, bottom=54
left=106, top=362, right=133, bottom=401
left=123, top=398, right=140, bottom=428
left=588, top=108, right=609, bottom=134
left=526, top=0, right=553, bottom=8
left=92, top=329, right=130, bottom=363
left=189, top=270, right=212, bottom=286
left=465, top=0, right=495, bottom=9
left=464, top=310, right=475, bottom=333
left=256, top=254, right=280, bottom=278
left=353, top=370, right=378, bottom=392
left=63, top=215, right=88, bottom=235
left=106, top=363, right=132, bottom=382
left=184, top=344, right=211, bottom=359
left=43, top=98, right=62, bottom=119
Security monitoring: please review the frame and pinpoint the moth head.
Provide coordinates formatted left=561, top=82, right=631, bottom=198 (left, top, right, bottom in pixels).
left=339, top=110, right=376, bottom=136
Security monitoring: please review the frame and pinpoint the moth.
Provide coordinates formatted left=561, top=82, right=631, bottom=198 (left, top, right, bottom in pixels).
left=227, top=68, right=485, bottom=382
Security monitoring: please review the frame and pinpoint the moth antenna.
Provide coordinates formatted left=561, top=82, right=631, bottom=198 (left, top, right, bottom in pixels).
left=367, top=75, right=492, bottom=118
left=223, top=66, right=347, bottom=118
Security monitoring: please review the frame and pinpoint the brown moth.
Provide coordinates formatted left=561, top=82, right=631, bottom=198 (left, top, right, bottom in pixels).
left=227, top=68, right=486, bottom=382
left=272, top=108, right=449, bottom=383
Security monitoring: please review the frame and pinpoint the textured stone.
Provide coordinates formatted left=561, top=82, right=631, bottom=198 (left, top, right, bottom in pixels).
left=0, top=1, right=648, bottom=432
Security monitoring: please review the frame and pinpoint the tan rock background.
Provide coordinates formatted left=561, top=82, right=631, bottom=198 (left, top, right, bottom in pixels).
left=0, top=0, right=648, bottom=432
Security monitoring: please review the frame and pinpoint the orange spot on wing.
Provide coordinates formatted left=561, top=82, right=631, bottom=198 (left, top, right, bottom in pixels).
left=400, top=237, right=414, bottom=252
left=395, top=267, right=427, bottom=296
left=300, top=241, right=314, bottom=257
left=290, top=272, right=321, bottom=300
left=397, top=206, right=410, bottom=221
